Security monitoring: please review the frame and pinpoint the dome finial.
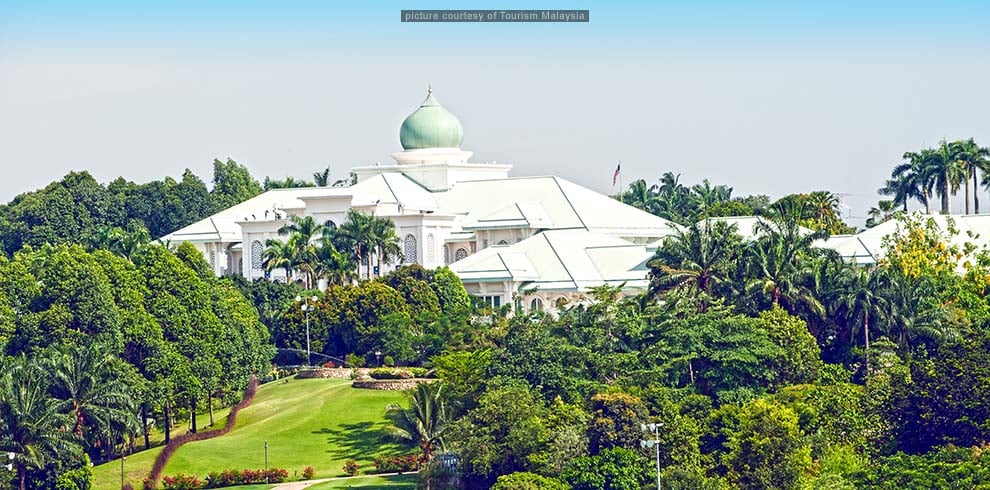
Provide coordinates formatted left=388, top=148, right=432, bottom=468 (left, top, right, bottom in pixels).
left=428, top=82, right=432, bottom=95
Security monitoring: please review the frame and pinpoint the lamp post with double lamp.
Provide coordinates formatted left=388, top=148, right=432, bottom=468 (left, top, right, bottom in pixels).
left=295, top=295, right=319, bottom=367
left=641, top=422, right=663, bottom=490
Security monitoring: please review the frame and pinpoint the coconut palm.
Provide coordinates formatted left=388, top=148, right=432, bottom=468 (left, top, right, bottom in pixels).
left=621, top=179, right=659, bottom=213
left=262, top=239, right=295, bottom=281
left=746, top=201, right=829, bottom=314
left=277, top=215, right=324, bottom=242
left=648, top=219, right=742, bottom=307
left=690, top=179, right=733, bottom=215
left=384, top=383, right=450, bottom=462
left=805, top=191, right=842, bottom=231
left=370, top=216, right=403, bottom=277
left=866, top=200, right=898, bottom=228
left=882, top=151, right=935, bottom=213
left=314, top=237, right=357, bottom=286
left=833, top=267, right=889, bottom=375
left=337, top=209, right=376, bottom=279
left=313, top=166, right=331, bottom=187
left=0, top=357, right=79, bottom=490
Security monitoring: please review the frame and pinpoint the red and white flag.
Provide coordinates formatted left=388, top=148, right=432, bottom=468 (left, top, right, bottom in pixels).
left=612, top=162, right=622, bottom=187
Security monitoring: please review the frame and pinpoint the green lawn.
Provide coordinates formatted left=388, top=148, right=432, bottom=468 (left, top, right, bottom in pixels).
left=307, top=474, right=418, bottom=489
left=93, top=378, right=409, bottom=489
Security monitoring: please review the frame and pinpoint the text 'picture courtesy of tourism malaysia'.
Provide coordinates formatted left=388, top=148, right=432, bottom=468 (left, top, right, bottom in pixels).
left=2, top=2, right=990, bottom=490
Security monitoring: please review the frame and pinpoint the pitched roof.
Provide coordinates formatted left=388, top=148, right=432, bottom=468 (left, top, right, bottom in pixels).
left=449, top=229, right=652, bottom=291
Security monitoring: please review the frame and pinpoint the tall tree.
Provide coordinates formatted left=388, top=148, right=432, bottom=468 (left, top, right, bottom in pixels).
left=882, top=151, right=934, bottom=213
left=648, top=220, right=742, bottom=306
left=210, top=158, right=263, bottom=210
left=385, top=383, right=451, bottom=462
left=833, top=267, right=889, bottom=375
left=336, top=209, right=376, bottom=279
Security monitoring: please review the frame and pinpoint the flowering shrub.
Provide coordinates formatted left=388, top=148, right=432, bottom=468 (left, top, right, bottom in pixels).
left=160, top=475, right=204, bottom=490
left=371, top=454, right=421, bottom=473
left=343, top=460, right=360, bottom=476
left=322, top=360, right=336, bottom=368
left=302, top=466, right=316, bottom=480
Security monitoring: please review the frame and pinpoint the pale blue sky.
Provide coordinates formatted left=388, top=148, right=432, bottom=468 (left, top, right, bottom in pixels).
left=2, top=1, right=989, bottom=223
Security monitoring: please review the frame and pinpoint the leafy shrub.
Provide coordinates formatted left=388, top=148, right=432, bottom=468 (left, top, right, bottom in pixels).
left=302, top=466, right=316, bottom=480
left=369, top=367, right=432, bottom=379
left=343, top=460, right=360, bottom=476
left=371, top=454, right=421, bottom=473
left=493, top=472, right=569, bottom=490
left=383, top=355, right=395, bottom=367
left=370, top=368, right=414, bottom=379
left=347, top=353, right=365, bottom=368
left=322, top=360, right=335, bottom=368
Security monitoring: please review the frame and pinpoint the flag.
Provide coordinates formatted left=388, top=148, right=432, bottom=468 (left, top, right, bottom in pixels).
left=612, top=162, right=621, bottom=187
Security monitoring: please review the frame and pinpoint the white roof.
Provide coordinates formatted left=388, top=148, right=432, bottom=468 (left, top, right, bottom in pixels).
left=160, top=187, right=340, bottom=243
left=822, top=213, right=990, bottom=266
left=699, top=216, right=814, bottom=241
left=440, top=176, right=682, bottom=239
left=449, top=229, right=652, bottom=291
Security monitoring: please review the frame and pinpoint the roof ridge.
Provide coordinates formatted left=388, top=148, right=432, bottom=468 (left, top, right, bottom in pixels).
left=541, top=232, right=578, bottom=289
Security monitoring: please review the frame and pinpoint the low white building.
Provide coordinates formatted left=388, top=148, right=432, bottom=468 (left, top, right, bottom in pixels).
left=162, top=88, right=682, bottom=312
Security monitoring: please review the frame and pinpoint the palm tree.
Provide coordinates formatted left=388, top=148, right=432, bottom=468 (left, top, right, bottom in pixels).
left=384, top=383, right=450, bottom=462
left=262, top=239, right=295, bottom=281
left=927, top=141, right=966, bottom=215
left=953, top=138, right=990, bottom=214
left=746, top=201, right=829, bottom=314
left=0, top=357, right=79, bottom=490
left=690, top=179, right=732, bottom=214
left=336, top=209, right=376, bottom=279
left=805, top=191, right=842, bottom=231
left=313, top=166, right=331, bottom=187
left=866, top=200, right=897, bottom=228
left=277, top=215, right=324, bottom=242
left=45, top=344, right=138, bottom=443
left=370, top=216, right=402, bottom=277
left=648, top=220, right=742, bottom=308
left=833, top=267, right=889, bottom=375
left=314, top=236, right=357, bottom=286
left=882, top=151, right=935, bottom=213
left=621, top=179, right=659, bottom=213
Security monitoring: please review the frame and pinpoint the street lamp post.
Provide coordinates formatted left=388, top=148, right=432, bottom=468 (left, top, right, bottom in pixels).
left=120, top=456, right=126, bottom=490
left=641, top=422, right=662, bottom=490
left=264, top=440, right=269, bottom=484
left=375, top=350, right=382, bottom=367
left=295, top=295, right=319, bottom=367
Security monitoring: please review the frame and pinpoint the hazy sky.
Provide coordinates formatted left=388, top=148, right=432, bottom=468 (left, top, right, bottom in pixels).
left=2, top=1, right=989, bottom=225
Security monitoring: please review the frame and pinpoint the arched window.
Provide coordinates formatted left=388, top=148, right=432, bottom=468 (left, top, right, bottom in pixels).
left=250, top=240, right=263, bottom=270
left=427, top=234, right=436, bottom=263
left=454, top=248, right=468, bottom=262
left=324, top=219, right=337, bottom=229
left=404, top=234, right=418, bottom=263
left=497, top=240, right=509, bottom=246
left=555, top=296, right=569, bottom=309
left=530, top=298, right=544, bottom=312
left=443, top=246, right=450, bottom=265
left=209, top=251, right=216, bottom=268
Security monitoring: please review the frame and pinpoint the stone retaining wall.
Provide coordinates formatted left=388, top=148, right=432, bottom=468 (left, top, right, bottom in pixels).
left=351, top=378, right=437, bottom=390
left=296, top=367, right=366, bottom=379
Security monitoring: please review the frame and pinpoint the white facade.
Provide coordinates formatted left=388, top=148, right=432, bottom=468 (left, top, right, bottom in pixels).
left=161, top=90, right=683, bottom=312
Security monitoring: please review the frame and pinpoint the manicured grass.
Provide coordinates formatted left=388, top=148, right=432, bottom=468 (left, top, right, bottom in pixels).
left=93, top=378, right=408, bottom=489
left=307, top=474, right=418, bottom=489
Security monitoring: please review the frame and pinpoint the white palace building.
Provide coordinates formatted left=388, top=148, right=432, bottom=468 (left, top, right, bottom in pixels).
left=162, top=88, right=683, bottom=311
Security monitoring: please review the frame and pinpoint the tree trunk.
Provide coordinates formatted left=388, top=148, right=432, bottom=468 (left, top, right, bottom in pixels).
left=942, top=174, right=950, bottom=214
left=975, top=169, right=981, bottom=214
left=163, top=403, right=171, bottom=444
left=190, top=397, right=197, bottom=434
left=688, top=359, right=695, bottom=385
left=142, top=404, right=150, bottom=450
left=864, top=312, right=871, bottom=376
left=366, top=249, right=372, bottom=279
left=18, top=463, right=25, bottom=490
left=965, top=172, right=972, bottom=215
left=377, top=247, right=383, bottom=278
left=208, top=394, right=215, bottom=427
left=772, top=286, right=781, bottom=306
left=924, top=191, right=932, bottom=214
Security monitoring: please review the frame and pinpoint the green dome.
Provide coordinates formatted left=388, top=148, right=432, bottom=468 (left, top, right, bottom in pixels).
left=399, top=88, right=464, bottom=150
